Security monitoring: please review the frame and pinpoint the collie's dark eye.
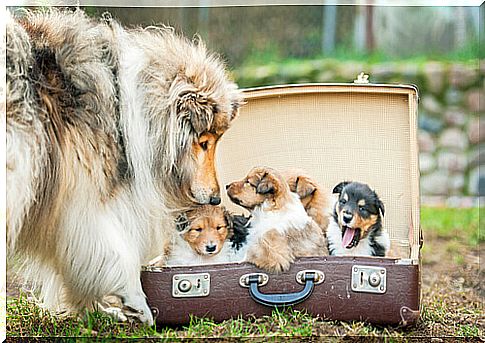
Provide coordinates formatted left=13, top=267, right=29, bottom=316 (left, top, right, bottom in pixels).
left=339, top=199, right=347, bottom=205
left=216, top=226, right=224, bottom=231
left=194, top=228, right=203, bottom=232
left=359, top=207, right=366, bottom=212
left=199, top=141, right=208, bottom=151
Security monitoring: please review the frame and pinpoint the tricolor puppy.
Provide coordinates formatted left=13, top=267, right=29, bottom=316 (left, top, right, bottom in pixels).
left=226, top=166, right=328, bottom=273
left=282, top=169, right=330, bottom=235
left=327, top=181, right=390, bottom=257
left=161, top=205, right=249, bottom=266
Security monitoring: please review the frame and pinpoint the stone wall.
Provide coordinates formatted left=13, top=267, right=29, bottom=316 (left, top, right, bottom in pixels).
left=234, top=60, right=484, bottom=196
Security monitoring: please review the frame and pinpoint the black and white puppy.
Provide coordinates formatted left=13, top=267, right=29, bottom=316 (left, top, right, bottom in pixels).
left=327, top=181, right=390, bottom=257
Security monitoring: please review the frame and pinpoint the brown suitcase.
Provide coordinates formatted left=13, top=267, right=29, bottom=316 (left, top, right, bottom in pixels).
left=141, top=81, right=422, bottom=326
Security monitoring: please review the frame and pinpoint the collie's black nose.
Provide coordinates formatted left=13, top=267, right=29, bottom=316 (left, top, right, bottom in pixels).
left=225, top=184, right=230, bottom=190
left=206, top=244, right=217, bottom=253
left=209, top=196, right=221, bottom=205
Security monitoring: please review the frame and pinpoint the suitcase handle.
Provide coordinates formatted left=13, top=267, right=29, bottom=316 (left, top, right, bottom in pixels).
left=247, top=272, right=316, bottom=307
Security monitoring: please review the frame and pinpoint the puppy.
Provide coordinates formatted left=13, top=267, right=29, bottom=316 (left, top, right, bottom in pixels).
left=282, top=169, right=330, bottom=235
left=226, top=166, right=328, bottom=273
left=161, top=205, right=249, bottom=266
left=327, top=181, right=390, bottom=257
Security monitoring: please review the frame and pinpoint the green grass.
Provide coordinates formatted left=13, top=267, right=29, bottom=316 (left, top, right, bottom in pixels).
left=7, top=206, right=483, bottom=339
left=420, top=206, right=482, bottom=245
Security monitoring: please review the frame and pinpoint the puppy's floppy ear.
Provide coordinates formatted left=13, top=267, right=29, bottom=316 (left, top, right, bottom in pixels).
left=378, top=199, right=385, bottom=217
left=295, top=177, right=317, bottom=198
left=223, top=207, right=234, bottom=234
left=332, top=181, right=351, bottom=194
left=256, top=173, right=275, bottom=195
left=175, top=213, right=189, bottom=232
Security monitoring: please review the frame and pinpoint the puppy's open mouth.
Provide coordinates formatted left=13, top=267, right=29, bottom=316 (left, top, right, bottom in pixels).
left=342, top=226, right=361, bottom=249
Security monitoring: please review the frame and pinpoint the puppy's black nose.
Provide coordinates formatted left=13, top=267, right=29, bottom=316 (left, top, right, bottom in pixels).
left=225, top=184, right=230, bottom=190
left=209, top=196, right=221, bottom=205
left=206, top=244, right=217, bottom=253
left=343, top=212, right=353, bottom=223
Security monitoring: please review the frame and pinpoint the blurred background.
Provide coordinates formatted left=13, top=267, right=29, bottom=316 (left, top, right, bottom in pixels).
left=10, top=4, right=485, bottom=202
left=83, top=5, right=485, bottom=203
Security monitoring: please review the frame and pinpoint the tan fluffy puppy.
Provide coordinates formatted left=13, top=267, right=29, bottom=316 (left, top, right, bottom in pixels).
left=226, top=166, right=328, bottom=273
left=282, top=169, right=330, bottom=235
left=166, top=205, right=234, bottom=266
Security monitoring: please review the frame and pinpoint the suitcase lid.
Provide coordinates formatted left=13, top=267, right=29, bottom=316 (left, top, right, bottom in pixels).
left=217, top=82, right=420, bottom=262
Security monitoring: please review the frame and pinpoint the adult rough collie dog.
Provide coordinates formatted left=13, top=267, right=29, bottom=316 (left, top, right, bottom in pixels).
left=6, top=9, right=242, bottom=324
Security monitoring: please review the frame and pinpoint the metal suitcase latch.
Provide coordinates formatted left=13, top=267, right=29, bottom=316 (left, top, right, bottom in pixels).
left=351, top=265, right=386, bottom=294
left=172, top=273, right=210, bottom=298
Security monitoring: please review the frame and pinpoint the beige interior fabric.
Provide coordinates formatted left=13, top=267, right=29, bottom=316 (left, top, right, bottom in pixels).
left=216, top=84, right=420, bottom=260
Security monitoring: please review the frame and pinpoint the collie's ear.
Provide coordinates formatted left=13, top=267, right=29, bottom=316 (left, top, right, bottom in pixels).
left=175, top=213, right=189, bottom=232
left=378, top=199, right=385, bottom=217
left=332, top=181, right=350, bottom=194
left=256, top=174, right=275, bottom=195
left=170, top=76, right=213, bottom=134
left=229, top=98, right=245, bottom=122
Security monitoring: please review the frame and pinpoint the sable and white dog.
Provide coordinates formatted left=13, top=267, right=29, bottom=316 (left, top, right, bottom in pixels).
left=157, top=205, right=249, bottom=266
left=226, top=167, right=328, bottom=273
left=327, top=181, right=390, bottom=257
left=5, top=9, right=242, bottom=324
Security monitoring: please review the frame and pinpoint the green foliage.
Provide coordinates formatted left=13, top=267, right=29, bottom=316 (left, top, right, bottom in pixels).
left=240, top=40, right=480, bottom=69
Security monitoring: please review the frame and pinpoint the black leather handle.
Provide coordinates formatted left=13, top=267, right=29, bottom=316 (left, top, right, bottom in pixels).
left=248, top=272, right=316, bottom=307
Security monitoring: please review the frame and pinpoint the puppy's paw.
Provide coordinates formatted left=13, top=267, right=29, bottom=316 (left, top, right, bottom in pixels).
left=249, top=254, right=293, bottom=273
left=266, top=258, right=292, bottom=273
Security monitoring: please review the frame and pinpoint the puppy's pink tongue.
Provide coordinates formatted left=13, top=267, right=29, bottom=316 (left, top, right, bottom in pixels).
left=342, top=228, right=356, bottom=249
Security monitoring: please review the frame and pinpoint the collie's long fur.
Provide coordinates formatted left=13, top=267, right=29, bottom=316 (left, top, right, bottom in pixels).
left=226, top=167, right=328, bottom=273
left=6, top=9, right=242, bottom=324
